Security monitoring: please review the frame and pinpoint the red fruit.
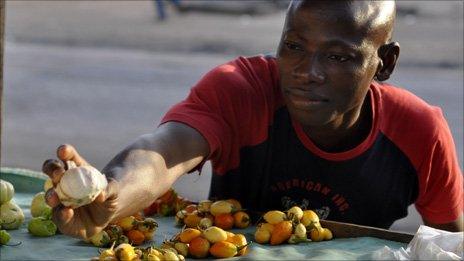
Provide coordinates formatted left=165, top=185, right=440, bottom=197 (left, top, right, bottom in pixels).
left=188, top=236, right=210, bottom=258
left=214, top=213, right=234, bottom=230
left=184, top=204, right=197, bottom=214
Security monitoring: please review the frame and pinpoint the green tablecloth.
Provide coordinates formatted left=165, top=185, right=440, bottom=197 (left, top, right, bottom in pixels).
left=0, top=168, right=407, bottom=260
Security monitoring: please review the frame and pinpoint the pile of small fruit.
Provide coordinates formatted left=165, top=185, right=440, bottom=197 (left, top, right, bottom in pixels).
left=87, top=214, right=158, bottom=247
left=91, top=225, right=248, bottom=260
left=143, top=188, right=192, bottom=217
left=91, top=243, right=186, bottom=261
left=254, top=206, right=333, bottom=245
left=174, top=199, right=251, bottom=230
left=1, top=179, right=25, bottom=245
left=168, top=225, right=248, bottom=259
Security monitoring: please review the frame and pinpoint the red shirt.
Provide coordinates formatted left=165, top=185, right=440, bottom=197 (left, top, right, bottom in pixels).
left=162, top=55, right=463, bottom=227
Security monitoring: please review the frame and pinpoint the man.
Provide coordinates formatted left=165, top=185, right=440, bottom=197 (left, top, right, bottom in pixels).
left=43, top=0, right=463, bottom=239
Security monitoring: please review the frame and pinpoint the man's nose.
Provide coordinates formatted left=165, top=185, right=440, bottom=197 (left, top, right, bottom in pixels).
left=291, top=55, right=325, bottom=84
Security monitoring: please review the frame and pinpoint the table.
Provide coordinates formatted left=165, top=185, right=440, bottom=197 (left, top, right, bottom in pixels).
left=0, top=169, right=407, bottom=260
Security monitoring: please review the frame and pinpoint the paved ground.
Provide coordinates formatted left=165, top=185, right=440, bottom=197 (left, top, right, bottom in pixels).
left=1, top=1, right=463, bottom=233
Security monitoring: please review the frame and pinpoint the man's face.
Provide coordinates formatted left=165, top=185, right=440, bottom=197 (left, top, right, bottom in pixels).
left=277, top=3, right=383, bottom=128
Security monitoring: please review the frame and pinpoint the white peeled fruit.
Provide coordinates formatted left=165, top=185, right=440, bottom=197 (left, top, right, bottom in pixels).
left=0, top=179, right=14, bottom=204
left=55, top=165, right=108, bottom=208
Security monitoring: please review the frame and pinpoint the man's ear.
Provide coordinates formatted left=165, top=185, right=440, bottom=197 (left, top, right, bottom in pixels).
left=375, top=42, right=400, bottom=81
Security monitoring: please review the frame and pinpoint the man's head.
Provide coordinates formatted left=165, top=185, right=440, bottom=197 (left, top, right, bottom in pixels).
left=276, top=0, right=399, bottom=129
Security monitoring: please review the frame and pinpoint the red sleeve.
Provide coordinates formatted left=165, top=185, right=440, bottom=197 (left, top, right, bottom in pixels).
left=378, top=83, right=463, bottom=224
left=160, top=56, right=281, bottom=174
left=414, top=108, right=463, bottom=224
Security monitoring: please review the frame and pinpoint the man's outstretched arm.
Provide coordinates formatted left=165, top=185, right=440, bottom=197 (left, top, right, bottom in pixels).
left=43, top=121, right=209, bottom=238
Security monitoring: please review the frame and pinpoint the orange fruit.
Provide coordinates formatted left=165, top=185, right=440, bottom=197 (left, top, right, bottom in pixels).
left=188, top=236, right=210, bottom=258
left=178, top=228, right=202, bottom=243
left=270, top=220, right=292, bottom=245
left=233, top=211, right=250, bottom=228
left=226, top=234, right=248, bottom=256
left=214, top=213, right=234, bottom=230
left=225, top=231, right=236, bottom=241
left=209, top=241, right=238, bottom=258
left=184, top=210, right=203, bottom=228
left=126, top=230, right=145, bottom=245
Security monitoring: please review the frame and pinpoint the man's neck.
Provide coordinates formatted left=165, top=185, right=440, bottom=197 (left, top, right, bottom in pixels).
left=302, top=96, right=372, bottom=153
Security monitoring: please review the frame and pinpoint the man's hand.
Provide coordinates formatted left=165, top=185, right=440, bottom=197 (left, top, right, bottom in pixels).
left=42, top=144, right=119, bottom=239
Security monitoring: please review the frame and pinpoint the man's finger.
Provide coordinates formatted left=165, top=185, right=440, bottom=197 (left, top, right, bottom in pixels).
left=57, top=144, right=89, bottom=166
left=45, top=189, right=61, bottom=208
left=42, top=159, right=64, bottom=177
left=52, top=205, right=74, bottom=230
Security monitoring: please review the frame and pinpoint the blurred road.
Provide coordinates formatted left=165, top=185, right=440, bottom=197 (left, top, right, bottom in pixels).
left=2, top=1, right=462, bottom=233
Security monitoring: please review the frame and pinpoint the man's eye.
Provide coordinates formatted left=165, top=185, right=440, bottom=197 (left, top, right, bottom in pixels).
left=328, top=54, right=349, bottom=62
left=285, top=42, right=304, bottom=51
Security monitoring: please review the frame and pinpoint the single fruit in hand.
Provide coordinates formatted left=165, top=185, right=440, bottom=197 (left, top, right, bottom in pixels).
left=55, top=165, right=107, bottom=208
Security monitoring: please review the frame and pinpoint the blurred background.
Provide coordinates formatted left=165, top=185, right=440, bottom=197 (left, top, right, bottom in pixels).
left=1, top=1, right=462, bottom=233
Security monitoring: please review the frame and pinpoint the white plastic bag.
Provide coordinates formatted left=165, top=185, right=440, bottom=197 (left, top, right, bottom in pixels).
left=372, top=225, right=463, bottom=260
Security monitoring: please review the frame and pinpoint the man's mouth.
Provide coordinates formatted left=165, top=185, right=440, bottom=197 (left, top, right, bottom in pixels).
left=285, top=89, right=329, bottom=108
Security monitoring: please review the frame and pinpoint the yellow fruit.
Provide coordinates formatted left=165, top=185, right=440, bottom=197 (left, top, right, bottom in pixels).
left=116, top=216, right=136, bottom=231
left=202, top=226, right=228, bottom=244
left=183, top=210, right=202, bottom=228
left=225, top=198, right=242, bottom=211
left=43, top=178, right=53, bottom=192
left=197, top=200, right=213, bottom=213
left=287, top=206, right=304, bottom=222
left=259, top=223, right=275, bottom=233
left=294, top=223, right=307, bottom=238
left=163, top=250, right=179, bottom=261
left=146, top=248, right=163, bottom=260
left=114, top=243, right=137, bottom=261
left=263, top=210, right=287, bottom=225
left=322, top=228, right=333, bottom=240
left=174, top=242, right=189, bottom=257
left=309, top=227, right=325, bottom=242
left=254, top=228, right=271, bottom=244
left=209, top=241, right=238, bottom=258
left=226, top=234, right=248, bottom=256
left=146, top=254, right=161, bottom=261
left=210, top=201, right=234, bottom=216
left=178, top=228, right=201, bottom=243
left=99, top=242, right=116, bottom=260
left=198, top=217, right=213, bottom=230
left=301, top=210, right=320, bottom=228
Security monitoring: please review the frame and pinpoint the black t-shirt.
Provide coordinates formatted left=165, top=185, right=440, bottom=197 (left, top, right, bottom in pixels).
left=162, top=56, right=463, bottom=228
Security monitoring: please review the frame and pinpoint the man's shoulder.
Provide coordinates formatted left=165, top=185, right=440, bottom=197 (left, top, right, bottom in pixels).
left=198, top=55, right=280, bottom=97
left=375, top=82, right=443, bottom=125
left=374, top=82, right=447, bottom=149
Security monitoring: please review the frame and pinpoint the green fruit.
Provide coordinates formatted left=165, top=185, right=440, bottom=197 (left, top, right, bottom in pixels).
left=30, top=192, right=52, bottom=218
left=0, top=230, right=11, bottom=245
left=28, top=217, right=57, bottom=237
left=0, top=201, right=25, bottom=230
